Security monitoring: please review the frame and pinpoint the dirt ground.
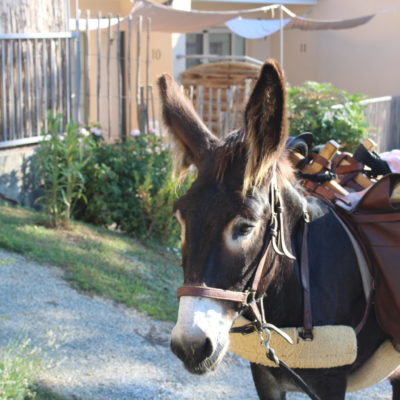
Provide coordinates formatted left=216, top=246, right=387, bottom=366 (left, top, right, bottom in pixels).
left=0, top=249, right=393, bottom=399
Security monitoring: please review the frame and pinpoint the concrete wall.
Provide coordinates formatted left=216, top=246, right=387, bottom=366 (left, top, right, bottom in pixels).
left=149, top=0, right=396, bottom=96
left=250, top=0, right=400, bottom=97
left=172, top=0, right=191, bottom=79
left=0, top=146, right=39, bottom=206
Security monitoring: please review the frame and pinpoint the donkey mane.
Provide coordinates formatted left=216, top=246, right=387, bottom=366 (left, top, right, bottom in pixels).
left=214, top=129, right=295, bottom=192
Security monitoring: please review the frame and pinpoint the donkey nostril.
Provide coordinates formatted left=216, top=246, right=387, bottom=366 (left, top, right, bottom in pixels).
left=203, top=337, right=213, bottom=359
left=171, top=336, right=215, bottom=366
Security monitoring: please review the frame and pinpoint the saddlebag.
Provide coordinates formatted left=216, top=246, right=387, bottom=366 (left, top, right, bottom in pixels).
left=336, top=173, right=400, bottom=344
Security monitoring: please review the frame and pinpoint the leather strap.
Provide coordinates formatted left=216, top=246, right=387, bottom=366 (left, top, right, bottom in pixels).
left=300, top=221, right=313, bottom=340
left=339, top=172, right=364, bottom=192
left=353, top=213, right=400, bottom=223
left=308, top=153, right=331, bottom=169
left=250, top=242, right=271, bottom=293
left=177, top=286, right=250, bottom=303
left=177, top=240, right=272, bottom=305
left=303, top=181, right=337, bottom=203
left=335, top=163, right=363, bottom=175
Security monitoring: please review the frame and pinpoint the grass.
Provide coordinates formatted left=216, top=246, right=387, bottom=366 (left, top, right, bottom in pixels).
left=0, top=336, right=68, bottom=400
left=0, top=204, right=182, bottom=321
left=0, top=338, right=41, bottom=400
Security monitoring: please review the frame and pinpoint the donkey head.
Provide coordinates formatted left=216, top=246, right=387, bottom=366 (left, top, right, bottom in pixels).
left=158, top=60, right=297, bottom=374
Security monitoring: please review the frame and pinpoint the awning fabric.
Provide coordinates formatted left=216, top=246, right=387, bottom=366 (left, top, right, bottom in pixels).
left=130, top=0, right=281, bottom=33
left=226, top=14, right=375, bottom=38
left=130, top=0, right=376, bottom=37
left=225, top=18, right=291, bottom=39
left=286, top=14, right=375, bottom=31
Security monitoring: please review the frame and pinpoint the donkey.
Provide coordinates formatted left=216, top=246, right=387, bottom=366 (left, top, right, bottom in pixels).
left=157, top=59, right=400, bottom=399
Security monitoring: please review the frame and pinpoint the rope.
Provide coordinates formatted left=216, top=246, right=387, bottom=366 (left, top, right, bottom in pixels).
left=266, top=349, right=321, bottom=400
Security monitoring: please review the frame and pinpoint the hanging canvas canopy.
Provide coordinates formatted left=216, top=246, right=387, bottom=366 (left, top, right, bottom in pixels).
left=225, top=18, right=292, bottom=39
left=130, top=0, right=282, bottom=33
left=286, top=14, right=375, bottom=30
left=225, top=14, right=375, bottom=38
left=129, top=0, right=376, bottom=37
left=72, top=0, right=399, bottom=39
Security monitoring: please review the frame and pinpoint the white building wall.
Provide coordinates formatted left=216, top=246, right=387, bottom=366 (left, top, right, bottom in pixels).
left=172, top=0, right=191, bottom=78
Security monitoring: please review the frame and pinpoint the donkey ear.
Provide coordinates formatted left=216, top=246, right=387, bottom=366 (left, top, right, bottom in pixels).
left=243, top=59, right=287, bottom=190
left=158, top=74, right=218, bottom=175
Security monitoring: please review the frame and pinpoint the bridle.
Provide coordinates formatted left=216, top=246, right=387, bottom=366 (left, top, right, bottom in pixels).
left=177, top=168, right=296, bottom=322
left=175, top=168, right=320, bottom=400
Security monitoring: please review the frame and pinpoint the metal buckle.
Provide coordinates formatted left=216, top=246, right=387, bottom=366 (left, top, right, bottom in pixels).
left=259, top=325, right=272, bottom=349
left=299, top=328, right=314, bottom=341
left=243, top=290, right=256, bottom=307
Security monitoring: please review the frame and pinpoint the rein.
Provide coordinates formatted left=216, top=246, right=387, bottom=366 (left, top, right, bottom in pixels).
left=176, top=169, right=320, bottom=400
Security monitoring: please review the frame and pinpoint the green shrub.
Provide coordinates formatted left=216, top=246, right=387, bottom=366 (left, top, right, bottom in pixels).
left=34, top=114, right=97, bottom=228
left=0, top=338, right=42, bottom=400
left=74, top=133, right=191, bottom=246
left=287, top=81, right=369, bottom=151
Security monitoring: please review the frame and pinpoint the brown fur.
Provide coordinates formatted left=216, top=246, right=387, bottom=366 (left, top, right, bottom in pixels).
left=243, top=59, right=288, bottom=193
left=158, top=74, right=219, bottom=181
left=214, top=130, right=294, bottom=193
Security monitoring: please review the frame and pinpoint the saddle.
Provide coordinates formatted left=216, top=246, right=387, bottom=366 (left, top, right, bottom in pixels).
left=289, top=135, right=400, bottom=345
left=335, top=174, right=400, bottom=345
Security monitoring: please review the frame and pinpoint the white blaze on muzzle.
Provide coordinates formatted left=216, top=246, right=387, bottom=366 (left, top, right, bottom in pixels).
left=171, top=296, right=236, bottom=353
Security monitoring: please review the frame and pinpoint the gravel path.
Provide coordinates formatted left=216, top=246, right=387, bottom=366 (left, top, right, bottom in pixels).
left=0, top=249, right=393, bottom=399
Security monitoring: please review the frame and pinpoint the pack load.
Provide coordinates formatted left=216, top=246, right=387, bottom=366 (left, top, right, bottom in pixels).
left=288, top=135, right=400, bottom=346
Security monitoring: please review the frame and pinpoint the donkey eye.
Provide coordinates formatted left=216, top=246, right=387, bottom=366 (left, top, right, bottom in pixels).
left=234, top=223, right=255, bottom=238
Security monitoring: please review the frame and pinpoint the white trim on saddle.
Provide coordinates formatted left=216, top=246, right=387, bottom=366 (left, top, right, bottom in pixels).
left=332, top=210, right=372, bottom=301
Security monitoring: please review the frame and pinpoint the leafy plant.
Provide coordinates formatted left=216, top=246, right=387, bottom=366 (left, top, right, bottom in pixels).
left=74, top=133, right=191, bottom=246
left=287, top=81, right=369, bottom=151
left=34, top=114, right=96, bottom=228
left=34, top=114, right=189, bottom=244
left=0, top=338, right=42, bottom=400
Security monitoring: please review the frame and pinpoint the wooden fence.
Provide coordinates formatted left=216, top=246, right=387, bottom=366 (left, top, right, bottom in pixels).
left=74, top=13, right=154, bottom=141
left=184, top=82, right=253, bottom=137
left=180, top=60, right=261, bottom=137
left=0, top=14, right=153, bottom=148
left=362, top=96, right=400, bottom=151
left=0, top=18, right=398, bottom=151
left=0, top=32, right=78, bottom=148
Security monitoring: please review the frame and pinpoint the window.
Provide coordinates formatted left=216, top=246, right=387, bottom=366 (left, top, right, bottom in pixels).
left=209, top=32, right=231, bottom=55
left=185, top=28, right=246, bottom=69
left=186, top=33, right=203, bottom=68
